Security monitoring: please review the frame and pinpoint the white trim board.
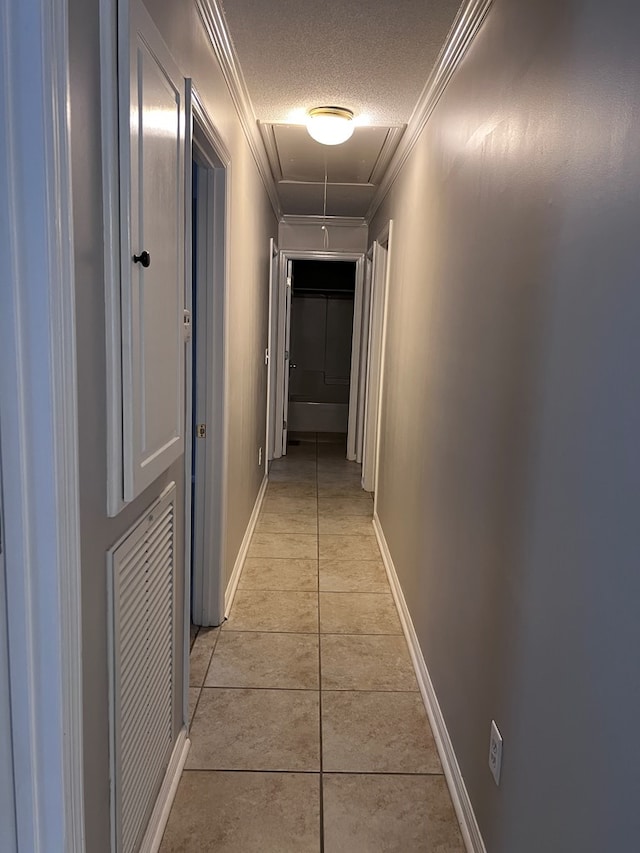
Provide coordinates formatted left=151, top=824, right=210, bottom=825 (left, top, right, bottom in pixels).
left=138, top=729, right=190, bottom=853
left=224, top=476, right=268, bottom=615
left=280, top=214, right=367, bottom=229
left=196, top=0, right=281, bottom=219
left=0, top=0, right=85, bottom=848
left=372, top=513, right=487, bottom=853
left=365, top=0, right=494, bottom=222
left=188, top=83, right=231, bottom=630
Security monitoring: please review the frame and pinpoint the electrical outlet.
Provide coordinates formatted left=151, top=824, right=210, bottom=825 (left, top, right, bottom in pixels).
left=488, top=720, right=503, bottom=785
left=258, top=447, right=263, bottom=466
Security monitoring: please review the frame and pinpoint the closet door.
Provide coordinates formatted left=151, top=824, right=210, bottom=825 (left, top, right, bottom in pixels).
left=120, top=0, right=186, bottom=500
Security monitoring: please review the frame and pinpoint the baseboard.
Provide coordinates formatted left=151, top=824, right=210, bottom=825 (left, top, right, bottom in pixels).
left=224, top=475, right=268, bottom=615
left=372, top=513, right=487, bottom=853
left=140, top=728, right=190, bottom=853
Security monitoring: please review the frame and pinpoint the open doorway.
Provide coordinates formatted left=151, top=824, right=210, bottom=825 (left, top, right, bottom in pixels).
left=288, top=259, right=356, bottom=438
left=273, top=251, right=365, bottom=460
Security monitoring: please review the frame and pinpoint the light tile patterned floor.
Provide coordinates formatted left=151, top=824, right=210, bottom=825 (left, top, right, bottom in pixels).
left=162, top=433, right=465, bottom=853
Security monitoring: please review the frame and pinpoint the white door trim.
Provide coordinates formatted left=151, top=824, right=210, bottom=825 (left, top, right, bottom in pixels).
left=0, top=461, right=17, bottom=853
left=187, top=84, right=231, bottom=629
left=373, top=221, right=393, bottom=508
left=265, top=239, right=279, bottom=468
left=100, top=0, right=126, bottom=517
left=355, top=255, right=373, bottom=464
left=273, top=250, right=365, bottom=456
left=0, top=0, right=84, bottom=848
left=362, top=222, right=393, bottom=496
left=347, top=256, right=366, bottom=460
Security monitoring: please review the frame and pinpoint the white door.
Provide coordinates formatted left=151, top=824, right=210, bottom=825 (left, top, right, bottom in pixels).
left=281, top=260, right=293, bottom=454
left=120, top=0, right=186, bottom=500
left=356, top=255, right=373, bottom=464
left=266, top=239, right=279, bottom=467
left=362, top=241, right=388, bottom=492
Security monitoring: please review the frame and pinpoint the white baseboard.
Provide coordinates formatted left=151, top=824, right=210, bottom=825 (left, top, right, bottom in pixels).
left=224, top=475, right=268, bottom=615
left=372, top=513, right=487, bottom=853
left=140, top=728, right=190, bottom=853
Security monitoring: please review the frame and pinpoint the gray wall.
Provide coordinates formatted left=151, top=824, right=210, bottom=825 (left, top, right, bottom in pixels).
left=279, top=221, right=368, bottom=252
left=68, top=1, right=277, bottom=849
left=370, top=1, right=640, bottom=850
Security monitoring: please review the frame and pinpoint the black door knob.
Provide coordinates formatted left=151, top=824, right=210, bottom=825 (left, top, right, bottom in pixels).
left=133, top=250, right=151, bottom=268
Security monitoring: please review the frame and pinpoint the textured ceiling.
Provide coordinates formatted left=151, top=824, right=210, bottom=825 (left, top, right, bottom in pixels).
left=220, top=0, right=464, bottom=125
left=219, top=0, right=464, bottom=217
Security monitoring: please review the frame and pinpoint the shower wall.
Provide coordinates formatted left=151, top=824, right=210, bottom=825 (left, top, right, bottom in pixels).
left=288, top=292, right=354, bottom=433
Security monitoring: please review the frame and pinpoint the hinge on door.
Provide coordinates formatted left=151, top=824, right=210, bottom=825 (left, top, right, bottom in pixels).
left=286, top=277, right=292, bottom=287
left=264, top=347, right=269, bottom=365
left=183, top=308, right=192, bottom=342
left=285, top=350, right=289, bottom=360
left=196, top=424, right=206, bottom=438
left=283, top=419, right=287, bottom=430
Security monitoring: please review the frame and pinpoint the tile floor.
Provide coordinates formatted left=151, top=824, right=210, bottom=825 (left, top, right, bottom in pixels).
left=161, top=433, right=465, bottom=853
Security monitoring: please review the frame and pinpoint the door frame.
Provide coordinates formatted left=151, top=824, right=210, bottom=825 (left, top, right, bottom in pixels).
left=0, top=0, right=84, bottom=847
left=265, top=239, right=279, bottom=469
left=186, top=83, right=231, bottom=634
left=355, top=253, right=373, bottom=464
left=273, top=250, right=365, bottom=457
left=362, top=221, right=393, bottom=496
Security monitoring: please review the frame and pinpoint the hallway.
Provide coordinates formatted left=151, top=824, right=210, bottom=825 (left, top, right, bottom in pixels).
left=161, top=434, right=464, bottom=852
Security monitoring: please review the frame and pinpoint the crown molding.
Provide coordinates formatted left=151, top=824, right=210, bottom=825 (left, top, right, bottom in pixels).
left=366, top=0, right=494, bottom=222
left=196, top=0, right=281, bottom=219
left=280, top=214, right=367, bottom=228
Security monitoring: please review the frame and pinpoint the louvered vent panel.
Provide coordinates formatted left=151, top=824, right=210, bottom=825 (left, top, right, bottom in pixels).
left=109, top=484, right=176, bottom=853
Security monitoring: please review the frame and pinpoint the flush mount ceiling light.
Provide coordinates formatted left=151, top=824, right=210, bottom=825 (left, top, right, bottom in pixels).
left=306, top=106, right=355, bottom=146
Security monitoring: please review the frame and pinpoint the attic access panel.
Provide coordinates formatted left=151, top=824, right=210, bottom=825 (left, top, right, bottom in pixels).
left=274, top=124, right=389, bottom=184
left=292, top=259, right=356, bottom=294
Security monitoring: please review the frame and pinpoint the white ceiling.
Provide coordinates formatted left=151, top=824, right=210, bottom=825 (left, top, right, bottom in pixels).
left=219, top=0, right=464, bottom=217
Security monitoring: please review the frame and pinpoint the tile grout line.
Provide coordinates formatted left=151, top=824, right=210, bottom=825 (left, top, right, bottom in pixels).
left=197, top=685, right=420, bottom=694
left=181, top=767, right=445, bottom=777
left=315, top=435, right=326, bottom=853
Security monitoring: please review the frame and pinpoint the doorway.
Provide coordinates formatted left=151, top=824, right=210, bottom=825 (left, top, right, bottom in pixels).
left=288, top=259, right=356, bottom=437
left=186, top=89, right=230, bottom=630
left=273, top=251, right=365, bottom=460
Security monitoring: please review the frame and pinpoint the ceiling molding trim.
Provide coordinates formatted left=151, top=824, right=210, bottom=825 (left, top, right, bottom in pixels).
left=365, top=0, right=494, bottom=222
left=281, top=214, right=367, bottom=228
left=196, top=0, right=282, bottom=218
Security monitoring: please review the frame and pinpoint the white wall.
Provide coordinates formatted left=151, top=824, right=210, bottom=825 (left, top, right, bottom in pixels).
left=278, top=221, right=368, bottom=253
left=68, top=1, right=277, bottom=848
left=370, top=1, right=640, bottom=850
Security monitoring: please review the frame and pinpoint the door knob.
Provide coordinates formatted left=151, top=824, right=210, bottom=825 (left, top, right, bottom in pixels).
left=133, top=250, right=151, bottom=268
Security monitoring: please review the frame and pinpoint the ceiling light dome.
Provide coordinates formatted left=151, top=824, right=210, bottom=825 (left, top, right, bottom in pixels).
left=306, top=106, right=354, bottom=146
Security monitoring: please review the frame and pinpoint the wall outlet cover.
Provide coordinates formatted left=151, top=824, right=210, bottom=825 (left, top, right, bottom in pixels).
left=489, top=719, right=503, bottom=786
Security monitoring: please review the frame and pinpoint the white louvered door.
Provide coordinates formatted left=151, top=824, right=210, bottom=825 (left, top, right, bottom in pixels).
left=108, top=483, right=176, bottom=853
